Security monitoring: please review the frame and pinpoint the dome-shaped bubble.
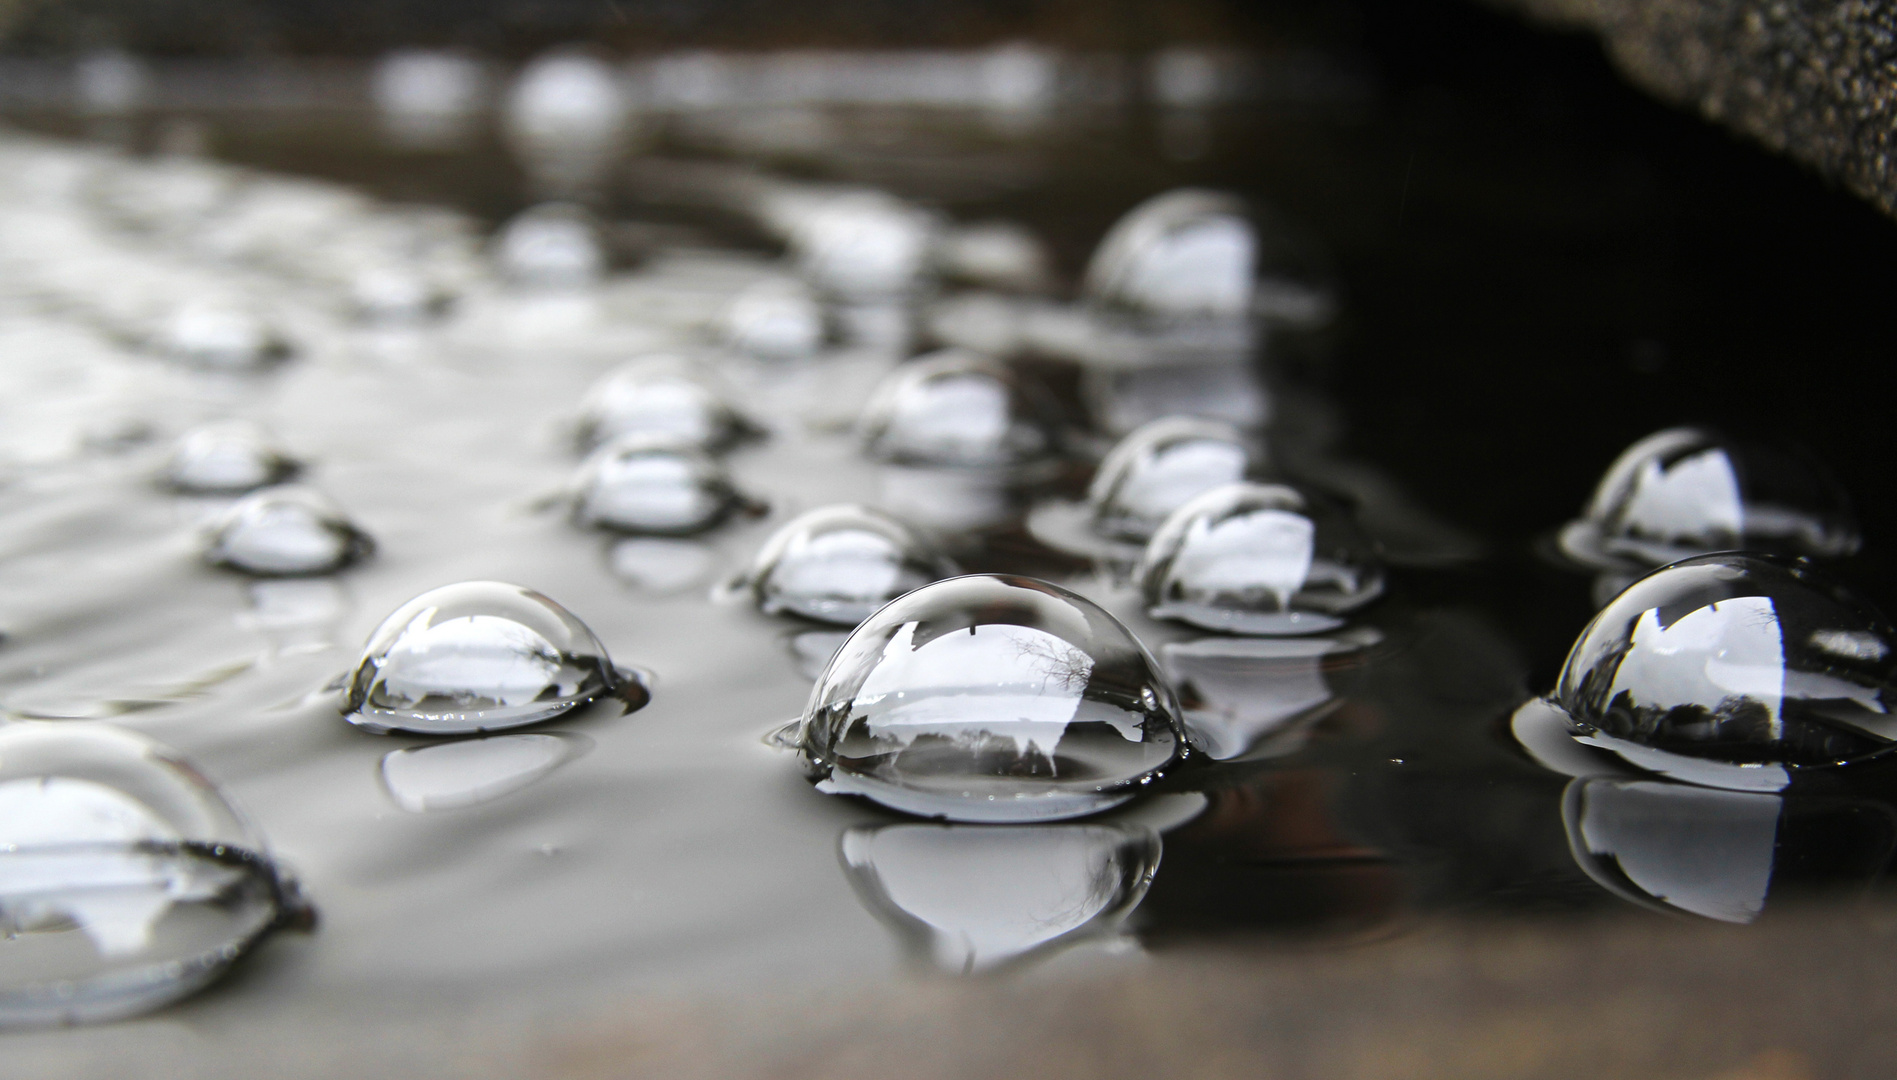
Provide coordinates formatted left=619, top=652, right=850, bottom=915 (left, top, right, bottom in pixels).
left=1559, top=427, right=1860, bottom=570
left=723, top=278, right=825, bottom=361
left=351, top=265, right=450, bottom=324
left=163, top=299, right=291, bottom=370
left=503, top=50, right=632, bottom=152
left=494, top=202, right=605, bottom=289
left=205, top=487, right=374, bottom=577
left=790, top=190, right=937, bottom=301
left=159, top=420, right=300, bottom=495
left=740, top=505, right=958, bottom=626
left=0, top=722, right=298, bottom=1028
left=1139, top=482, right=1383, bottom=635
left=1088, top=417, right=1256, bottom=542
left=790, top=574, right=1188, bottom=822
left=1082, top=189, right=1255, bottom=318
left=343, top=580, right=642, bottom=735
left=572, top=434, right=750, bottom=535
left=1561, top=777, right=1896, bottom=923
left=573, top=354, right=753, bottom=454
left=859, top=349, right=1060, bottom=469
left=839, top=822, right=1160, bottom=972
left=1551, top=554, right=1897, bottom=784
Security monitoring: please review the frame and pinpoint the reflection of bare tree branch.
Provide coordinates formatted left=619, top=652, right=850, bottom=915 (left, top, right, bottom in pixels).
left=1009, top=632, right=1093, bottom=692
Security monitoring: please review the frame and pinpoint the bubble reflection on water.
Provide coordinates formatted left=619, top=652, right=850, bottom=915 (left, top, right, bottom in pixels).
left=379, top=732, right=595, bottom=812
left=839, top=822, right=1160, bottom=973
left=0, top=723, right=301, bottom=1029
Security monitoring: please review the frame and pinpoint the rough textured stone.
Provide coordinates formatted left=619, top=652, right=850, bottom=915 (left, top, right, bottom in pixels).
left=1490, top=0, right=1897, bottom=219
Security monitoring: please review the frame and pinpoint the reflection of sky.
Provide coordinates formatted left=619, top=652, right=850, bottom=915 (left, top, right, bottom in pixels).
left=0, top=777, right=183, bottom=956
left=856, top=622, right=1117, bottom=757
left=1576, top=780, right=1779, bottom=923
left=771, top=530, right=902, bottom=604
left=885, top=376, right=1011, bottom=460
left=1610, top=596, right=1783, bottom=734
left=381, top=613, right=562, bottom=706
left=1113, top=440, right=1247, bottom=523
left=1622, top=448, right=1741, bottom=542
left=1174, top=508, right=1313, bottom=606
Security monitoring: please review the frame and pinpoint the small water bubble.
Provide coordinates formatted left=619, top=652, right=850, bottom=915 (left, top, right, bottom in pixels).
left=786, top=574, right=1188, bottom=822
left=159, top=420, right=300, bottom=495
left=1084, top=189, right=1256, bottom=318
left=504, top=50, right=635, bottom=194
left=859, top=349, right=1061, bottom=469
left=573, top=354, right=753, bottom=454
left=0, top=723, right=301, bottom=1028
left=163, top=299, right=291, bottom=370
left=1558, top=426, right=1860, bottom=571
left=739, top=505, right=957, bottom=626
left=379, top=732, right=593, bottom=812
left=790, top=190, right=937, bottom=301
left=351, top=265, right=449, bottom=324
left=204, top=487, right=374, bottom=577
left=572, top=434, right=754, bottom=535
left=839, top=821, right=1160, bottom=972
left=1088, top=417, right=1256, bottom=543
left=1545, top=553, right=1897, bottom=788
left=723, top=278, right=826, bottom=361
left=372, top=50, right=488, bottom=151
left=343, top=580, right=646, bottom=735
left=494, top=203, right=605, bottom=289
left=1139, top=482, right=1383, bottom=635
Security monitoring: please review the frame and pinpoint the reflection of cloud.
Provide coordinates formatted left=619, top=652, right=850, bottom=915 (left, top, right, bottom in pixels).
left=857, top=622, right=1092, bottom=759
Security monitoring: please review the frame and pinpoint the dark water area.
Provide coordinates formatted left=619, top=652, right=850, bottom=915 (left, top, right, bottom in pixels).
left=2, top=0, right=1896, bottom=1062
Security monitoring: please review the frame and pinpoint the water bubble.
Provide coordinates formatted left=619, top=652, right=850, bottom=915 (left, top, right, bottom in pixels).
left=159, top=420, right=301, bottom=495
left=163, top=299, right=291, bottom=370
left=787, top=574, right=1188, bottom=822
left=351, top=265, right=449, bottom=324
left=372, top=50, right=487, bottom=151
left=1562, top=777, right=1897, bottom=923
left=1546, top=554, right=1897, bottom=788
left=859, top=349, right=1060, bottom=469
left=1558, top=427, right=1860, bottom=571
left=343, top=580, right=646, bottom=735
left=379, top=732, right=594, bottom=812
left=738, top=505, right=958, bottom=626
left=503, top=50, right=635, bottom=194
left=0, top=722, right=302, bottom=1028
left=494, top=203, right=605, bottom=289
left=839, top=822, right=1160, bottom=972
left=572, top=434, right=753, bottom=535
left=1088, top=417, right=1256, bottom=542
left=1139, top=482, right=1384, bottom=635
left=205, top=487, right=374, bottom=577
left=573, top=354, right=754, bottom=454
left=790, top=190, right=936, bottom=301
left=1083, top=189, right=1256, bottom=318
left=723, top=278, right=826, bottom=360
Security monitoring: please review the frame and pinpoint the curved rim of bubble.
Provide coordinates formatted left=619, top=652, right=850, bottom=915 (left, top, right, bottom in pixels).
left=1084, top=416, right=1259, bottom=539
left=344, top=662, right=650, bottom=736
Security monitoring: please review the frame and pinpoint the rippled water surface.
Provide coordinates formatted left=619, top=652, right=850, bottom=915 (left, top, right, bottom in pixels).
left=2, top=39, right=1895, bottom=1050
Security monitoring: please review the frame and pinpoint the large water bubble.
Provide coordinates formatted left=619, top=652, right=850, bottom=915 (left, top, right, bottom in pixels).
left=159, top=420, right=300, bottom=495
left=738, top=505, right=958, bottom=626
left=1548, top=554, right=1897, bottom=788
left=0, top=722, right=303, bottom=1028
left=1088, top=417, right=1256, bottom=542
left=1083, top=189, right=1256, bottom=318
left=572, top=434, right=753, bottom=535
left=787, top=574, right=1188, bottom=822
left=1139, top=482, right=1384, bottom=635
left=858, top=350, right=1060, bottom=469
left=839, top=822, right=1160, bottom=972
left=343, top=581, right=645, bottom=735
left=1562, top=777, right=1897, bottom=923
left=1558, top=427, right=1860, bottom=571
left=494, top=202, right=605, bottom=289
left=573, top=354, right=754, bottom=454
left=204, top=487, right=375, bottom=577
